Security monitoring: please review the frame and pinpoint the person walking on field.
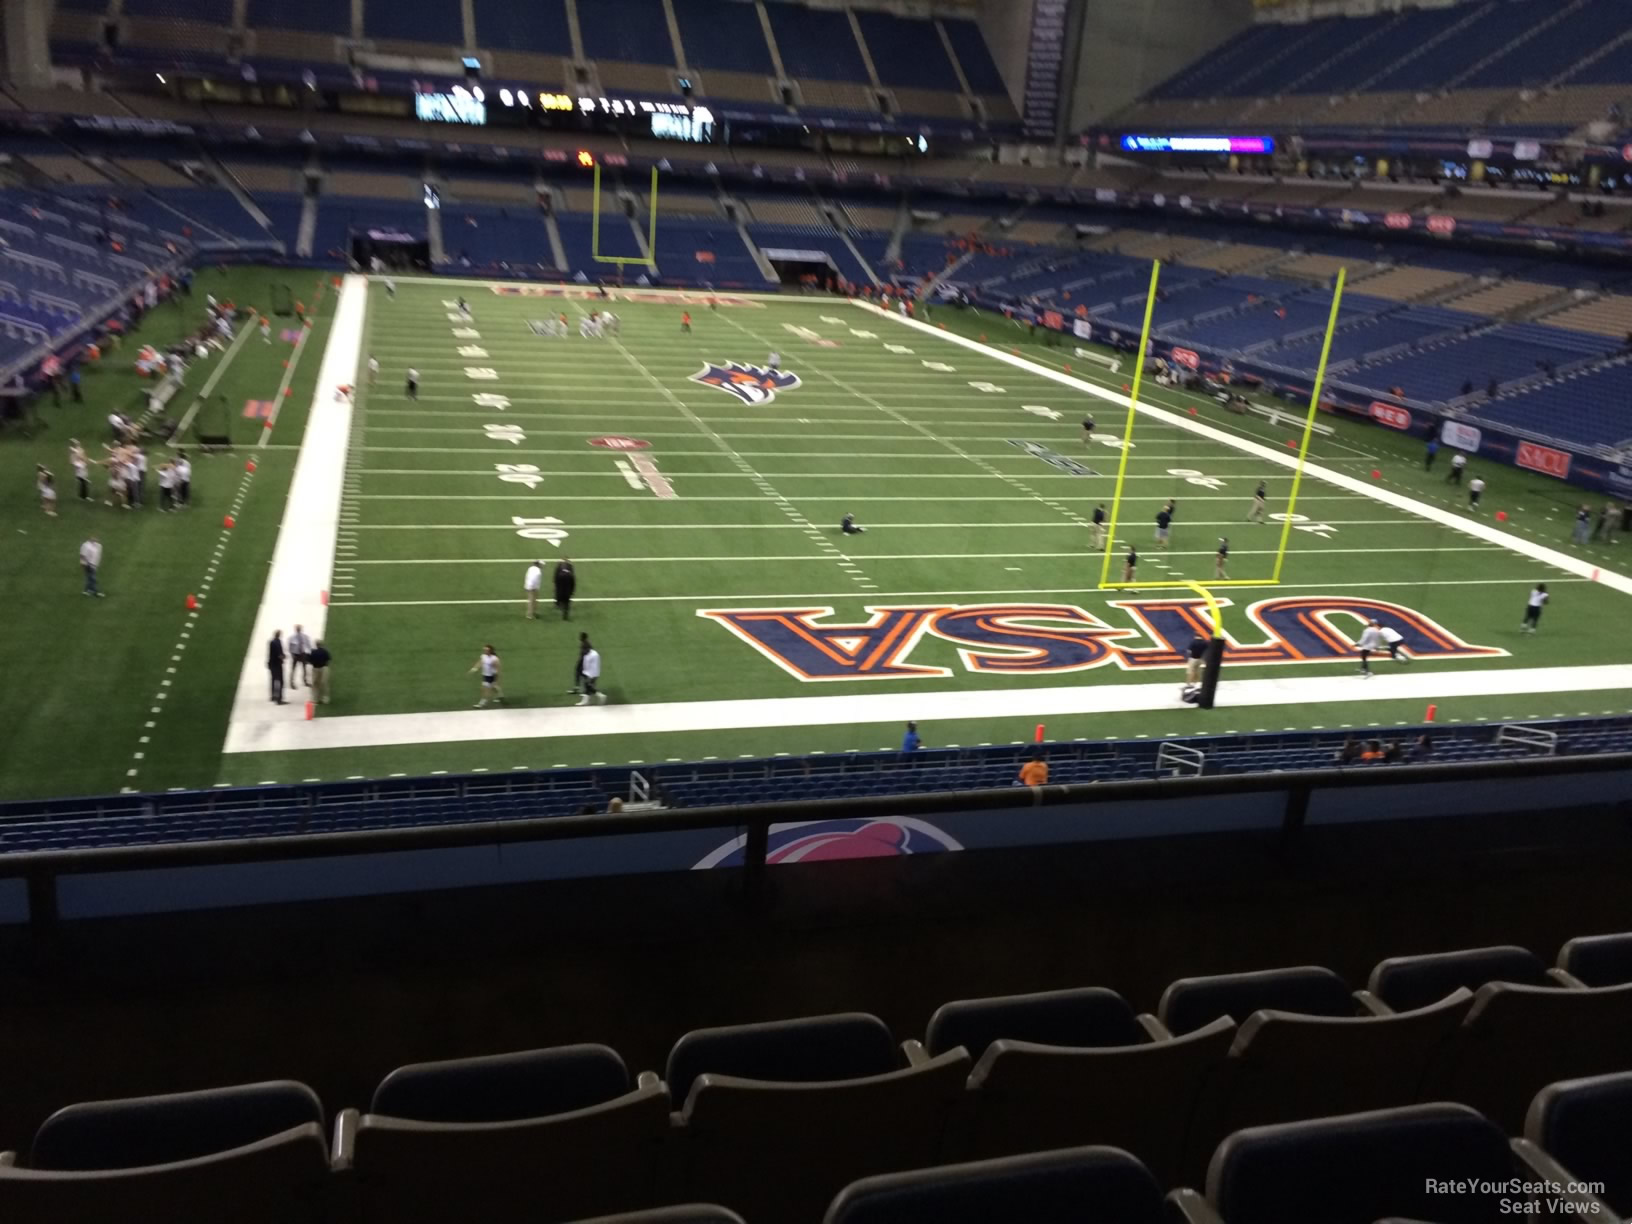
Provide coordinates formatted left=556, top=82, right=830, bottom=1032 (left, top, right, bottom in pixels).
left=1214, top=537, right=1230, bottom=579
left=267, top=629, right=286, bottom=704
left=470, top=644, right=502, bottom=707
left=577, top=638, right=606, bottom=705
left=1521, top=584, right=1548, bottom=634
left=1248, top=481, right=1267, bottom=524
left=309, top=639, right=332, bottom=704
left=524, top=560, right=543, bottom=620
left=79, top=535, right=104, bottom=597
left=1447, top=451, right=1467, bottom=485
left=1424, top=436, right=1439, bottom=471
left=554, top=558, right=576, bottom=620
left=288, top=624, right=313, bottom=689
left=1091, top=503, right=1107, bottom=549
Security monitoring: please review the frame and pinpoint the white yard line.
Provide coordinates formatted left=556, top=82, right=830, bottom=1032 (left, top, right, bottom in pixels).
left=257, top=321, right=316, bottom=447
left=325, top=576, right=1590, bottom=610
left=222, top=663, right=1632, bottom=755
left=223, top=274, right=368, bottom=732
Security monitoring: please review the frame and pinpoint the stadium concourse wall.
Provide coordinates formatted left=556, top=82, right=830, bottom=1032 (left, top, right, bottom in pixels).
left=2, top=753, right=1631, bottom=929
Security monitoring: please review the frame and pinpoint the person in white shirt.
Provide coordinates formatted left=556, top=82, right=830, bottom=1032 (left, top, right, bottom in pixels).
left=287, top=624, right=313, bottom=688
left=65, top=443, right=89, bottom=502
left=367, top=354, right=379, bottom=386
left=576, top=640, right=606, bottom=705
left=157, top=461, right=175, bottom=512
left=469, top=644, right=502, bottom=706
left=523, top=560, right=543, bottom=620
left=1447, top=452, right=1468, bottom=485
left=1521, top=584, right=1549, bottom=634
left=1379, top=624, right=1409, bottom=664
left=405, top=368, right=419, bottom=400
left=1468, top=476, right=1486, bottom=509
left=80, top=535, right=103, bottom=596
left=1355, top=620, right=1388, bottom=678
left=767, top=351, right=781, bottom=370
left=384, top=277, right=396, bottom=298
left=174, top=451, right=191, bottom=507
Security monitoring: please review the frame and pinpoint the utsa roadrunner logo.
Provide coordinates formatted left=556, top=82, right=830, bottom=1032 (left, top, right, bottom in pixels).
left=697, top=597, right=1505, bottom=682
left=690, top=361, right=801, bottom=405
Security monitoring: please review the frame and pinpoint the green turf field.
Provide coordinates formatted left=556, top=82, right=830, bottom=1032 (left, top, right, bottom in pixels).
left=5, top=272, right=1632, bottom=800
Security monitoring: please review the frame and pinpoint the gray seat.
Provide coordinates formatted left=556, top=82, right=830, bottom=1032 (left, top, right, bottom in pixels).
left=1367, top=945, right=1550, bottom=1013
left=0, top=1080, right=329, bottom=1224
left=824, top=1146, right=1167, bottom=1224
left=674, top=1047, right=971, bottom=1224
left=1192, top=1103, right=1520, bottom=1224
left=1159, top=966, right=1355, bottom=1036
left=1421, top=981, right=1632, bottom=1131
left=342, top=1046, right=670, bottom=1224
left=1557, top=931, right=1632, bottom=987
left=568, top=1209, right=746, bottom=1224
left=925, top=987, right=1148, bottom=1059
left=1183, top=991, right=1472, bottom=1184
left=960, top=1017, right=1235, bottom=1186
left=1523, top=1071, right=1632, bottom=1216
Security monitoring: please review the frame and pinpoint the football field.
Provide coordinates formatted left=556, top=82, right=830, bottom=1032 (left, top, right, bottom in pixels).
left=210, top=276, right=1632, bottom=785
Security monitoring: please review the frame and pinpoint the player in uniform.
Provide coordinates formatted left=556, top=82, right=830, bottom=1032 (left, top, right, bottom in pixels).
left=1154, top=502, right=1174, bottom=550
left=1214, top=537, right=1229, bottom=579
left=681, top=311, right=692, bottom=333
left=1091, top=503, right=1107, bottom=549
left=1521, top=584, right=1548, bottom=634
left=1122, top=545, right=1138, bottom=583
left=842, top=512, right=865, bottom=535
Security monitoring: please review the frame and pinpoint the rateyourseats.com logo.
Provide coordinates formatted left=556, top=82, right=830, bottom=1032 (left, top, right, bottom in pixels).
left=1425, top=1178, right=1608, bottom=1214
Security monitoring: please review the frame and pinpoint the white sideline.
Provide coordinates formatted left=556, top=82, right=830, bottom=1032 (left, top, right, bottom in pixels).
left=223, top=664, right=1632, bottom=755
left=856, top=301, right=1632, bottom=598
left=223, top=274, right=368, bottom=729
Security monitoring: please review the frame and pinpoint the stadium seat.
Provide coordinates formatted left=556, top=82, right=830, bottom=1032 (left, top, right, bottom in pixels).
left=340, top=1046, right=670, bottom=1223
left=1158, top=965, right=1357, bottom=1036
left=666, top=1012, right=900, bottom=1102
left=1182, top=991, right=1473, bottom=1184
left=569, top=1210, right=746, bottom=1224
left=1556, top=931, right=1632, bottom=987
left=1420, top=981, right=1632, bottom=1131
left=1522, top=1072, right=1632, bottom=1216
left=961, top=1017, right=1235, bottom=1185
left=1177, top=1103, right=1521, bottom=1224
left=924, top=986, right=1149, bottom=1058
left=823, top=1146, right=1167, bottom=1224
left=669, top=1014, right=970, bottom=1224
left=1366, top=945, right=1553, bottom=1013
left=0, top=1080, right=329, bottom=1224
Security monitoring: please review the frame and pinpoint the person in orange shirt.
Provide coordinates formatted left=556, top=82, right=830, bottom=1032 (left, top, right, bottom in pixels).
left=1018, top=756, right=1049, bottom=787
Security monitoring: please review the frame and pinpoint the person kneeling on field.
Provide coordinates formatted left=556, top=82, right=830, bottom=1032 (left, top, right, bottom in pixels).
left=842, top=512, right=865, bottom=535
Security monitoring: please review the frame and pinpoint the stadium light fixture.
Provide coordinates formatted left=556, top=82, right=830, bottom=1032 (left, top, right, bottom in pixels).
left=499, top=88, right=513, bottom=106
left=577, top=150, right=595, bottom=168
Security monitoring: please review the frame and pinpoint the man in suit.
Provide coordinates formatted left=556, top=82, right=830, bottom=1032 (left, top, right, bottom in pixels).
left=268, top=629, right=286, bottom=704
left=553, top=558, right=577, bottom=620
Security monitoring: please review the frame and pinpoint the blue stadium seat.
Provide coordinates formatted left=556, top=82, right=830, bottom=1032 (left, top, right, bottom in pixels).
left=824, top=1146, right=1167, bottom=1224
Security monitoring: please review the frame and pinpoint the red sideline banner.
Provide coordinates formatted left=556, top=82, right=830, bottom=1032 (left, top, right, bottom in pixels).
left=1171, top=347, right=1200, bottom=370
left=1516, top=440, right=1572, bottom=479
left=1368, top=401, right=1412, bottom=431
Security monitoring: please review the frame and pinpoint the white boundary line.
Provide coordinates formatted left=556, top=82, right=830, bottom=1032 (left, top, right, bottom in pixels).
left=223, top=274, right=368, bottom=730
left=855, top=300, right=1632, bottom=596
left=223, top=664, right=1632, bottom=755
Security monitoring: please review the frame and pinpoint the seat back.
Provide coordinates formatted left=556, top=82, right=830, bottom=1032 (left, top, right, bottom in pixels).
left=31, top=1080, right=324, bottom=1171
left=925, top=987, right=1147, bottom=1058
left=666, top=1013, right=898, bottom=1103
left=962, top=1016, right=1235, bottom=1185
left=1218, top=991, right=1471, bottom=1130
left=677, top=1048, right=971, bottom=1224
left=1207, top=1103, right=1516, bottom=1224
left=371, top=1044, right=630, bottom=1122
left=1158, top=966, right=1354, bottom=1036
left=0, top=1124, right=331, bottom=1224
left=1558, top=931, right=1632, bottom=987
left=1525, top=1071, right=1632, bottom=1215
left=823, top=1145, right=1166, bottom=1224
left=566, top=1208, right=746, bottom=1224
left=1368, top=945, right=1548, bottom=1013
left=351, top=1078, right=671, bottom=1224
left=1426, top=981, right=1632, bottom=1131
